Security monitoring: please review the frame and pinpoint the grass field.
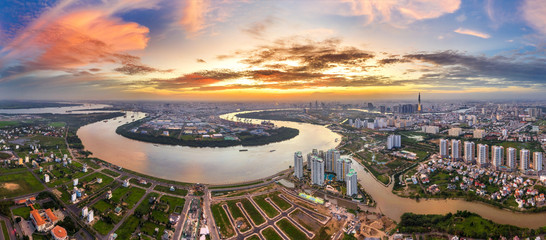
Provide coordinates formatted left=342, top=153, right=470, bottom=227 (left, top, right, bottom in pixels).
left=101, top=169, right=121, bottom=177
left=0, top=152, right=11, bottom=159
left=153, top=185, right=188, bottom=196
left=0, top=121, right=18, bottom=128
left=211, top=203, right=235, bottom=238
left=150, top=210, right=169, bottom=224
left=269, top=193, right=291, bottom=211
left=140, top=221, right=165, bottom=239
left=160, top=195, right=185, bottom=214
left=262, top=227, right=283, bottom=240
left=115, top=215, right=139, bottom=239
left=1, top=220, right=9, bottom=240
left=93, top=220, right=114, bottom=235
left=48, top=122, right=66, bottom=127
left=246, top=234, right=261, bottom=240
left=92, top=200, right=113, bottom=214
left=276, top=218, right=307, bottom=240
left=111, top=186, right=146, bottom=209
left=240, top=198, right=265, bottom=225
left=253, top=195, right=279, bottom=218
left=226, top=200, right=251, bottom=232
left=0, top=171, right=44, bottom=198
left=80, top=172, right=114, bottom=192
left=135, top=193, right=159, bottom=216
left=11, top=204, right=40, bottom=219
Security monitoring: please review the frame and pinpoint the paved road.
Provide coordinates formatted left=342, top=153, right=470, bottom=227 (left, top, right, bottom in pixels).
left=0, top=215, right=16, bottom=240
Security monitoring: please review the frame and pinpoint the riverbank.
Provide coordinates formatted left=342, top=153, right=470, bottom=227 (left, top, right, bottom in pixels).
left=115, top=117, right=300, bottom=148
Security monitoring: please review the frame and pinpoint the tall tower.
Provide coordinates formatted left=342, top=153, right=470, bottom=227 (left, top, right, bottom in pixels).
left=417, top=92, right=422, bottom=112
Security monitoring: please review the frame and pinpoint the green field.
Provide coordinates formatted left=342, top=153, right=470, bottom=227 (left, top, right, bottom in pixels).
left=276, top=218, right=307, bottom=240
left=262, top=227, right=283, bottom=240
left=246, top=234, right=261, bottom=240
left=150, top=210, right=169, bottom=224
left=111, top=186, right=146, bottom=209
left=92, top=200, right=113, bottom=214
left=80, top=172, right=114, bottom=192
left=211, top=203, right=235, bottom=238
left=226, top=200, right=251, bottom=232
left=93, top=220, right=114, bottom=235
left=270, top=193, right=291, bottom=211
left=0, top=121, right=18, bottom=128
left=48, top=122, right=66, bottom=127
left=115, top=215, right=139, bottom=239
left=0, top=171, right=44, bottom=198
left=1, top=220, right=10, bottom=240
left=253, top=195, right=279, bottom=218
left=0, top=152, right=12, bottom=159
left=101, top=169, right=121, bottom=177
left=154, top=185, right=187, bottom=196
left=240, top=198, right=265, bottom=225
left=11, top=204, right=40, bottom=219
left=140, top=221, right=165, bottom=239
left=398, top=211, right=535, bottom=238
left=160, top=195, right=185, bottom=214
left=134, top=193, right=159, bottom=216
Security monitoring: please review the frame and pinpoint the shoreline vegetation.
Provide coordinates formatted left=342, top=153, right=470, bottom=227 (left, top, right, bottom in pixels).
left=115, top=117, right=299, bottom=148
left=398, top=211, right=546, bottom=238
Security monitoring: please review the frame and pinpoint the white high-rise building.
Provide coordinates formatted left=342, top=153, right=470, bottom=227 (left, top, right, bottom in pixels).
left=82, top=206, right=89, bottom=217
left=44, top=174, right=50, bottom=183
left=439, top=139, right=448, bottom=157
left=336, top=157, right=352, bottom=181
left=71, top=192, right=77, bottom=203
left=451, top=139, right=461, bottom=160
left=345, top=169, right=358, bottom=197
left=520, top=149, right=530, bottom=171
left=294, top=151, right=303, bottom=179
left=464, top=141, right=475, bottom=163
left=325, top=149, right=339, bottom=172
left=491, top=146, right=504, bottom=169
left=533, top=152, right=542, bottom=171
left=87, top=210, right=94, bottom=223
left=477, top=144, right=488, bottom=166
left=387, top=135, right=401, bottom=150
left=507, top=147, right=517, bottom=170
left=311, top=156, right=324, bottom=186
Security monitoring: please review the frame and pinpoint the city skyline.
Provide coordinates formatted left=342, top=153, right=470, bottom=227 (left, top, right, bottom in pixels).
left=1, top=0, right=546, bottom=101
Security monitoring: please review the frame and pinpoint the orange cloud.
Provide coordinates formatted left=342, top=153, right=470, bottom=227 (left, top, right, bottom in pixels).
left=4, top=9, right=150, bottom=71
left=454, top=28, right=490, bottom=39
left=180, top=0, right=211, bottom=37
left=339, top=0, right=461, bottom=25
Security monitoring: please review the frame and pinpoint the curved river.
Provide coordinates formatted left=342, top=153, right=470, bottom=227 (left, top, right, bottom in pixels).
left=77, top=111, right=339, bottom=184
left=0, top=106, right=526, bottom=229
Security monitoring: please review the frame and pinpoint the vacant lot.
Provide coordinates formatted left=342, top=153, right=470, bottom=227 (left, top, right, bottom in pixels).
left=289, top=209, right=321, bottom=233
left=261, top=227, right=283, bottom=240
left=211, top=203, right=235, bottom=238
left=276, top=218, right=307, bottom=240
left=0, top=171, right=44, bottom=198
left=240, top=198, right=265, bottom=225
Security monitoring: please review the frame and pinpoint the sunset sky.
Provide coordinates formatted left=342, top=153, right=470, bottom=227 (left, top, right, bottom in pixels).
left=0, top=0, right=545, bottom=101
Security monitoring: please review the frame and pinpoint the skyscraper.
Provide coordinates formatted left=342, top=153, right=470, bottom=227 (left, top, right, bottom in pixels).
left=491, top=146, right=504, bottom=169
left=533, top=152, right=542, bottom=171
left=451, top=139, right=461, bottom=160
left=439, top=139, right=448, bottom=158
left=464, top=141, right=475, bottom=163
left=417, top=92, right=422, bottom=112
left=520, top=149, right=530, bottom=171
left=311, top=156, right=324, bottom=186
left=294, top=151, right=303, bottom=179
left=325, top=149, right=339, bottom=172
left=387, top=135, right=401, bottom=150
left=336, top=157, right=352, bottom=181
left=477, top=144, right=488, bottom=166
left=507, top=147, right=517, bottom=170
left=346, top=169, right=357, bottom=197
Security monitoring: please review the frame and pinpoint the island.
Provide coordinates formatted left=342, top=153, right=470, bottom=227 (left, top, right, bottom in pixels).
left=115, top=115, right=299, bottom=147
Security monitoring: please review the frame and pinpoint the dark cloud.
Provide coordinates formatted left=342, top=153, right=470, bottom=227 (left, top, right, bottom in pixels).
left=196, top=58, right=206, bottom=63
left=114, top=63, right=172, bottom=75
left=403, top=50, right=546, bottom=84
left=220, top=38, right=374, bottom=72
left=242, top=16, right=276, bottom=37
left=89, top=68, right=101, bottom=72
left=377, top=58, right=410, bottom=65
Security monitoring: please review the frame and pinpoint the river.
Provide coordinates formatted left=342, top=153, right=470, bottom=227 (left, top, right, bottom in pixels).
left=3, top=105, right=545, bottom=228
left=77, top=111, right=339, bottom=184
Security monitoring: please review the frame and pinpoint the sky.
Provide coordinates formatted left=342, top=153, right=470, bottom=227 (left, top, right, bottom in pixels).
left=0, top=0, right=545, bottom=101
